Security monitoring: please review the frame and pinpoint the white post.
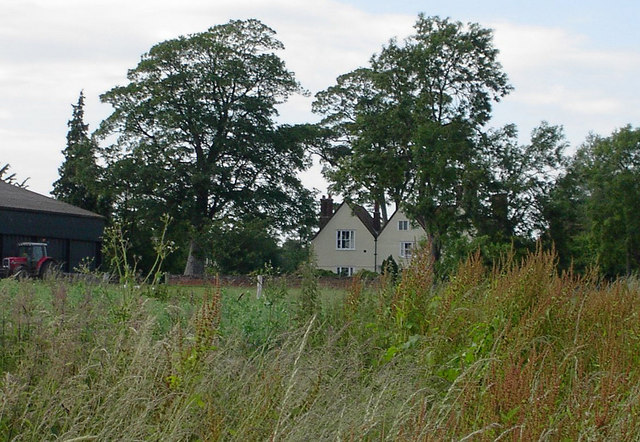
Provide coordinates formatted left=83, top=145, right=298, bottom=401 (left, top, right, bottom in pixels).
left=257, top=275, right=263, bottom=299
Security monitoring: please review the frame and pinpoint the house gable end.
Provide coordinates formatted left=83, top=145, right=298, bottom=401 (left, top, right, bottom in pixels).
left=311, top=202, right=378, bottom=274
left=377, top=208, right=427, bottom=264
left=312, top=202, right=379, bottom=240
left=378, top=208, right=427, bottom=237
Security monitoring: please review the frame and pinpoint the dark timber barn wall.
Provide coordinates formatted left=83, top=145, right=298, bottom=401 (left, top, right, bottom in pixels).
left=0, top=181, right=104, bottom=272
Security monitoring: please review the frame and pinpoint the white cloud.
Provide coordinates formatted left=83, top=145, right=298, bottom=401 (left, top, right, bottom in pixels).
left=489, top=21, right=640, bottom=148
left=514, top=86, right=622, bottom=115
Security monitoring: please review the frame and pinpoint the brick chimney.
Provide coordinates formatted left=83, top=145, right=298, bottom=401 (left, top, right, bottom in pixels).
left=319, top=195, right=334, bottom=229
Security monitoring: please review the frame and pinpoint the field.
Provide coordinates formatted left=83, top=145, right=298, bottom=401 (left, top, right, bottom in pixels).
left=2, top=248, right=640, bottom=441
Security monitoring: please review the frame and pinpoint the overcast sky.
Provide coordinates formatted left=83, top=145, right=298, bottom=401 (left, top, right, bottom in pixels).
left=2, top=0, right=639, bottom=196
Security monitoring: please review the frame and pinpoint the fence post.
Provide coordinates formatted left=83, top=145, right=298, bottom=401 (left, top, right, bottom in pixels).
left=257, top=275, right=263, bottom=299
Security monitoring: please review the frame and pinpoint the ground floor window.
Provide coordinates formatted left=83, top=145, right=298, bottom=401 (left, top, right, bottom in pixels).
left=400, top=242, right=413, bottom=259
left=336, top=266, right=354, bottom=276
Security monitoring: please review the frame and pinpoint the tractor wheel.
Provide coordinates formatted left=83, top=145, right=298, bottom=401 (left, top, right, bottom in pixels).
left=13, top=266, right=28, bottom=280
left=40, top=261, right=60, bottom=279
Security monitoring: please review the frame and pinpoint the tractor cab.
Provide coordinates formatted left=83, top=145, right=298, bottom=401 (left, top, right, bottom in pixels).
left=1, top=242, right=57, bottom=278
left=19, top=242, right=47, bottom=271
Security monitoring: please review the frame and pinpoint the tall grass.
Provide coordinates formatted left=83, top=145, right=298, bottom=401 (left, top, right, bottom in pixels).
left=2, top=249, right=640, bottom=440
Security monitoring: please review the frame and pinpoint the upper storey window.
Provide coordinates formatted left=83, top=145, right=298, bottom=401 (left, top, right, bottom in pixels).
left=336, top=230, right=355, bottom=250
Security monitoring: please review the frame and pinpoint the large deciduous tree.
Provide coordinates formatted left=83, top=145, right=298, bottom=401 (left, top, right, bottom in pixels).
left=314, top=15, right=512, bottom=258
left=550, top=126, right=640, bottom=276
left=313, top=67, right=413, bottom=222
left=543, top=153, right=592, bottom=273
left=477, top=122, right=568, bottom=241
left=53, top=91, right=107, bottom=214
left=99, top=19, right=315, bottom=276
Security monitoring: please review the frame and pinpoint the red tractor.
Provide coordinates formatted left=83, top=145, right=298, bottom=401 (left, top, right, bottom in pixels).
left=1, top=242, right=59, bottom=279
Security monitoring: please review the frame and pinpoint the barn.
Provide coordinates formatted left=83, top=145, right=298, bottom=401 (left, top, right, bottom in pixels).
left=0, top=181, right=105, bottom=272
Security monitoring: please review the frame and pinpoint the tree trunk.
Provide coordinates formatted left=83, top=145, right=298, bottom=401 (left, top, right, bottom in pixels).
left=429, top=233, right=442, bottom=262
left=184, top=239, right=205, bottom=276
left=380, top=202, right=388, bottom=224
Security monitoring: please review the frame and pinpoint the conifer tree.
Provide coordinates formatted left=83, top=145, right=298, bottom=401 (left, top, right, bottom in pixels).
left=53, top=91, right=107, bottom=214
left=0, top=163, right=29, bottom=188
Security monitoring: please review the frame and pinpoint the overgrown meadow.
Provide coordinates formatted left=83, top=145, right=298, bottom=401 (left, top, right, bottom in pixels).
left=2, top=248, right=640, bottom=440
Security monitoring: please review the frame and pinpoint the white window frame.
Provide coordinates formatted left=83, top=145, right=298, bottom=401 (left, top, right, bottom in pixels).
left=336, top=266, right=354, bottom=277
left=398, top=220, right=409, bottom=231
left=336, top=230, right=355, bottom=250
left=400, top=241, right=413, bottom=259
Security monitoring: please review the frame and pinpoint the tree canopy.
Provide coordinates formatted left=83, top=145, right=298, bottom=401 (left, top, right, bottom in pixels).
left=53, top=91, right=108, bottom=215
left=311, top=15, right=577, bottom=268
left=547, top=125, right=640, bottom=276
left=99, top=19, right=316, bottom=276
left=313, top=15, right=513, bottom=258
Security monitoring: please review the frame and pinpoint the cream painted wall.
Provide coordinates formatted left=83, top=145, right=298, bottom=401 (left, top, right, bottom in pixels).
left=311, top=203, right=377, bottom=274
left=376, top=209, right=427, bottom=268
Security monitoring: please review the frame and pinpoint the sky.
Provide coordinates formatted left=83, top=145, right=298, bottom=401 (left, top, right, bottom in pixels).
left=1, top=0, right=639, bottom=197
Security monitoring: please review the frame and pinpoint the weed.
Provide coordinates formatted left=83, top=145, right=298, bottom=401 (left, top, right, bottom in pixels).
left=102, top=214, right=174, bottom=286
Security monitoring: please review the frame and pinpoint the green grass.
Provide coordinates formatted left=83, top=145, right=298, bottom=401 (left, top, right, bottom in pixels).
left=2, top=251, right=640, bottom=440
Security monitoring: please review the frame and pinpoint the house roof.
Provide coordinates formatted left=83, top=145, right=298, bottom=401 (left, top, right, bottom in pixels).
left=0, top=181, right=103, bottom=219
left=351, top=204, right=379, bottom=237
left=313, top=200, right=428, bottom=241
left=312, top=201, right=380, bottom=240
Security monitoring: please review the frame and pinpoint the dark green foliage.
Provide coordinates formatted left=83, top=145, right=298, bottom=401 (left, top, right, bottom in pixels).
left=547, top=125, right=640, bottom=276
left=313, top=16, right=571, bottom=269
left=313, top=15, right=512, bottom=258
left=99, top=19, right=315, bottom=276
left=209, top=219, right=281, bottom=275
left=543, top=160, right=592, bottom=273
left=435, top=234, right=531, bottom=278
left=278, top=239, right=311, bottom=274
left=380, top=255, right=399, bottom=279
left=475, top=122, right=568, bottom=241
left=53, top=91, right=109, bottom=215
left=584, top=126, right=640, bottom=276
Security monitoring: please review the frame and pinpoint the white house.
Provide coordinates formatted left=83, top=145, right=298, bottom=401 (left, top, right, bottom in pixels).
left=376, top=208, right=426, bottom=265
left=311, top=196, right=427, bottom=275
